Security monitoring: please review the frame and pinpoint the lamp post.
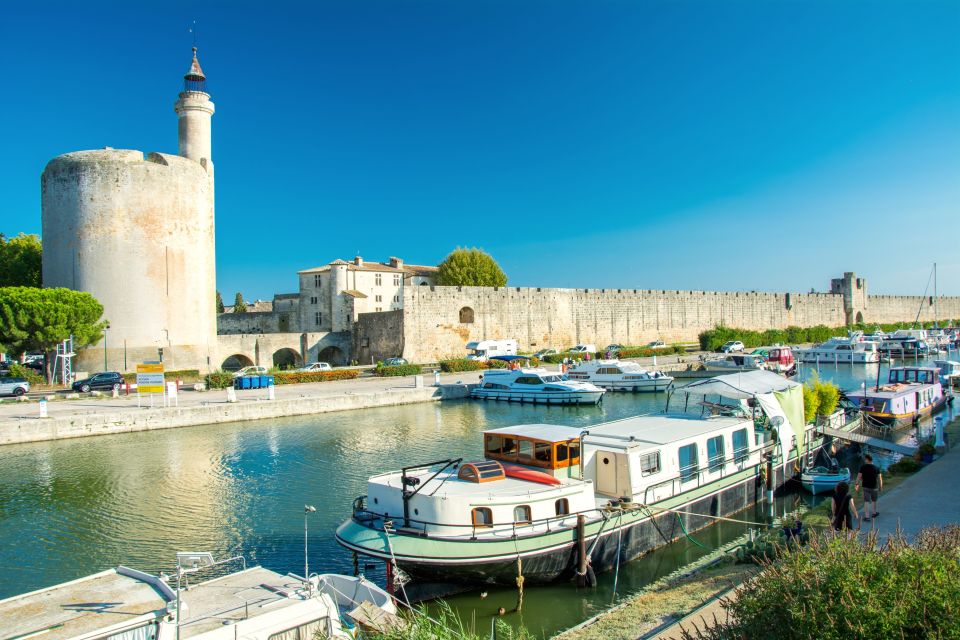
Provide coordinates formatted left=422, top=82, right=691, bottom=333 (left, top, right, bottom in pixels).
left=103, top=323, right=110, bottom=371
left=304, top=505, right=316, bottom=593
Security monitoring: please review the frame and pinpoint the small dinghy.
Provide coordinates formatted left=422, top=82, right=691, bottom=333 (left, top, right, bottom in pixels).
left=800, top=464, right=850, bottom=495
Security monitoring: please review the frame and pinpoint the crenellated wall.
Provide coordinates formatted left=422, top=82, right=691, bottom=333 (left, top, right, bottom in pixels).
left=398, top=285, right=960, bottom=363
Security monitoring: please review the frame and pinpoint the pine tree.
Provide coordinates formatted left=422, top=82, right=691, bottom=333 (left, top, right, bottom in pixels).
left=215, top=291, right=225, bottom=313
left=435, top=248, right=508, bottom=287
left=233, top=292, right=247, bottom=313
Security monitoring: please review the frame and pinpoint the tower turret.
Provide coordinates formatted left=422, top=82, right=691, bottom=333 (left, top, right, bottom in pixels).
left=174, top=47, right=215, bottom=167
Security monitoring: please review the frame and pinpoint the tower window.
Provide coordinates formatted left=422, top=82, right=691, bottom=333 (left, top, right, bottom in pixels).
left=393, top=274, right=401, bottom=286
left=314, top=274, right=322, bottom=287
left=375, top=274, right=382, bottom=286
left=393, top=295, right=400, bottom=303
left=314, top=312, right=322, bottom=326
left=375, top=295, right=382, bottom=302
left=310, top=296, right=318, bottom=305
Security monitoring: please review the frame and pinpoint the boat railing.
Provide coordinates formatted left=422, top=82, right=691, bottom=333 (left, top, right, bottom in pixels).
left=641, top=449, right=761, bottom=505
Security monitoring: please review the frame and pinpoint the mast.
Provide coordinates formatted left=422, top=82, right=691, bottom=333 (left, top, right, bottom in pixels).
left=934, top=262, right=938, bottom=328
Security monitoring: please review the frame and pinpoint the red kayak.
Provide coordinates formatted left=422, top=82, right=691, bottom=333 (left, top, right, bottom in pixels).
left=501, top=463, right=561, bottom=485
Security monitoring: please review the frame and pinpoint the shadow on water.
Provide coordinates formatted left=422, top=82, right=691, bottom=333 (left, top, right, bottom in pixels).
left=0, top=354, right=954, bottom=636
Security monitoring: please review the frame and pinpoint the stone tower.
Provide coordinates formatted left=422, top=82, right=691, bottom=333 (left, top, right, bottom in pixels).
left=41, top=48, right=218, bottom=373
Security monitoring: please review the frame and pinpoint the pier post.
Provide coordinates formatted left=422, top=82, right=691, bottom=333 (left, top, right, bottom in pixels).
left=576, top=515, right=587, bottom=587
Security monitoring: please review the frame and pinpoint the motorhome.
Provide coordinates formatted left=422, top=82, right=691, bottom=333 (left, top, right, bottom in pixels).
left=466, top=339, right=518, bottom=360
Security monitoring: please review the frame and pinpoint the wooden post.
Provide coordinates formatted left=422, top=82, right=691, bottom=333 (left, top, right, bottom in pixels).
left=576, top=514, right=587, bottom=587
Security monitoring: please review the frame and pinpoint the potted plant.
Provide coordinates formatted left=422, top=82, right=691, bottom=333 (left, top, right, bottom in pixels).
left=918, top=442, right=936, bottom=464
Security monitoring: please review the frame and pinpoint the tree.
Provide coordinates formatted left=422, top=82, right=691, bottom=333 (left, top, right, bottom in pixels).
left=0, top=287, right=107, bottom=382
left=435, top=247, right=508, bottom=287
left=233, top=292, right=247, bottom=313
left=215, top=291, right=225, bottom=313
left=0, top=233, right=42, bottom=288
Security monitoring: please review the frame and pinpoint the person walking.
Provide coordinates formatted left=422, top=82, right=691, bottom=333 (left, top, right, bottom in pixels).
left=830, top=481, right=858, bottom=531
left=856, top=453, right=883, bottom=521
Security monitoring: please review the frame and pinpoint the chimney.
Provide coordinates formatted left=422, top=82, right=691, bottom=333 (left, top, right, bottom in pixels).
left=389, top=256, right=403, bottom=269
left=354, top=256, right=363, bottom=267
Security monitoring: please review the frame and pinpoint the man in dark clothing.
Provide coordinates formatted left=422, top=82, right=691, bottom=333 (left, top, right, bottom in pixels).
left=856, top=453, right=883, bottom=521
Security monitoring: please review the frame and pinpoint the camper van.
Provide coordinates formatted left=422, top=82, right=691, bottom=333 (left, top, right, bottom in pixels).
left=466, top=339, right=518, bottom=360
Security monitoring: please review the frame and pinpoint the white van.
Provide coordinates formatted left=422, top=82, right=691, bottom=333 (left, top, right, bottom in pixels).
left=569, top=344, right=598, bottom=354
left=466, top=339, right=518, bottom=360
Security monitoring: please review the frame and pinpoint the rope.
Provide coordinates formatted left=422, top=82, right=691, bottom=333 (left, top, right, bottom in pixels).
left=674, top=511, right=708, bottom=550
left=646, top=504, right=774, bottom=528
left=381, top=523, right=412, bottom=609
left=611, top=511, right=624, bottom=601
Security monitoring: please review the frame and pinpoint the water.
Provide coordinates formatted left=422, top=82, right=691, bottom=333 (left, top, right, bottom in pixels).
left=0, top=355, right=955, bottom=636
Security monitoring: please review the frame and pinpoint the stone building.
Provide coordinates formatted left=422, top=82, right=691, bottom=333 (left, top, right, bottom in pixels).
left=42, top=48, right=217, bottom=373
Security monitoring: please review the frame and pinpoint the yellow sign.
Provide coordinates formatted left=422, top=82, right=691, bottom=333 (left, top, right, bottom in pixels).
left=136, top=363, right=165, bottom=393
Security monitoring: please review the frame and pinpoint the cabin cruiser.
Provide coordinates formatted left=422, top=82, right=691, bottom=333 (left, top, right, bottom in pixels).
left=566, top=359, right=674, bottom=392
left=796, top=335, right=881, bottom=364
left=846, top=366, right=947, bottom=427
left=935, top=360, right=960, bottom=388
left=749, top=346, right=797, bottom=375
left=703, top=353, right=767, bottom=372
left=472, top=368, right=605, bottom=405
left=0, top=556, right=395, bottom=640
left=878, top=337, right=929, bottom=357
left=337, top=370, right=844, bottom=586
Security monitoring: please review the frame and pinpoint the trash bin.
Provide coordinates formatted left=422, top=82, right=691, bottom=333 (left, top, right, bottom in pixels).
left=234, top=377, right=244, bottom=391
left=262, top=375, right=275, bottom=387
left=241, top=376, right=253, bottom=390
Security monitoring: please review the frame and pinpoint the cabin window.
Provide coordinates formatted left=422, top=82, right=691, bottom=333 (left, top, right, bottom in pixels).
left=269, top=619, right=324, bottom=640
left=535, top=441, right=552, bottom=463
left=732, top=428, right=749, bottom=463
left=679, top=444, right=699, bottom=483
left=555, top=498, right=570, bottom=516
left=556, top=443, right=569, bottom=462
left=707, top=436, right=726, bottom=472
left=472, top=507, right=493, bottom=527
left=555, top=441, right=580, bottom=468
left=515, top=376, right=542, bottom=385
left=501, top=437, right=517, bottom=457
left=514, top=505, right=532, bottom=524
left=640, top=451, right=661, bottom=476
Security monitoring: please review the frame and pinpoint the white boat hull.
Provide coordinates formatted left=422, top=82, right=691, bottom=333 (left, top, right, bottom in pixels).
left=592, top=378, right=674, bottom=392
left=471, top=388, right=604, bottom=405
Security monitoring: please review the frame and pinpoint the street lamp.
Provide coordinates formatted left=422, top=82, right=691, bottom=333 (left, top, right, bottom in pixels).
left=304, top=505, right=316, bottom=593
left=103, top=322, right=110, bottom=371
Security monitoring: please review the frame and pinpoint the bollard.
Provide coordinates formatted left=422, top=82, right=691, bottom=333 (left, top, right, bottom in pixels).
left=226, top=387, right=238, bottom=403
left=935, top=417, right=946, bottom=448
left=39, top=398, right=48, bottom=418
left=112, top=387, right=120, bottom=398
left=414, top=375, right=424, bottom=389
left=268, top=384, right=275, bottom=401
left=434, top=370, right=441, bottom=387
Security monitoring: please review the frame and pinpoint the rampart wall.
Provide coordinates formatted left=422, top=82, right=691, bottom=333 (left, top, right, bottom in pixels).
left=399, top=286, right=960, bottom=363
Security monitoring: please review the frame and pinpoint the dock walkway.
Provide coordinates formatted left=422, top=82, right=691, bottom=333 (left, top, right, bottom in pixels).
left=819, top=425, right=918, bottom=456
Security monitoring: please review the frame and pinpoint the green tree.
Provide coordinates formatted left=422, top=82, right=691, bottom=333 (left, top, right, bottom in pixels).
left=435, top=247, right=507, bottom=287
left=0, top=287, right=107, bottom=382
left=233, top=292, right=247, bottom=313
left=215, top=291, right=225, bottom=313
left=0, top=233, right=42, bottom=288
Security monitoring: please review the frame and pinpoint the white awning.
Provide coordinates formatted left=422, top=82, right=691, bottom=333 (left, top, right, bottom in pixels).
left=676, top=370, right=800, bottom=400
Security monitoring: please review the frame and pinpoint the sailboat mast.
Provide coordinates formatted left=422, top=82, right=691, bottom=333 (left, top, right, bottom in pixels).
left=934, top=262, right=938, bottom=328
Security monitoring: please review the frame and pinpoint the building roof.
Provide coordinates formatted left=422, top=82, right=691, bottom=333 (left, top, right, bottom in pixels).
left=222, top=299, right=273, bottom=314
left=298, top=259, right=438, bottom=276
left=185, top=46, right=206, bottom=80
left=342, top=290, right=367, bottom=298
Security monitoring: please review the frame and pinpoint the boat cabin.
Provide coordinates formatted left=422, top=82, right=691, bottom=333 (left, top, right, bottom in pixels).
left=888, top=366, right=938, bottom=385
left=483, top=423, right=582, bottom=478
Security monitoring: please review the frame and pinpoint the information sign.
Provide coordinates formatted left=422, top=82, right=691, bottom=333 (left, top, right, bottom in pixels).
left=136, top=363, right=165, bottom=394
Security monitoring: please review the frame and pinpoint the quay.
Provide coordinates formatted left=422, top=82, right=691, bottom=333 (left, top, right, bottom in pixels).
left=0, top=372, right=481, bottom=447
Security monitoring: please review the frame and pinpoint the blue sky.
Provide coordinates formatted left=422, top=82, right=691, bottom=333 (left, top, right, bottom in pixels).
left=1, top=0, right=958, bottom=299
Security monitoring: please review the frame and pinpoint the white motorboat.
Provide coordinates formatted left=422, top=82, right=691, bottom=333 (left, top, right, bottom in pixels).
left=0, top=557, right=396, bottom=640
left=472, top=367, right=605, bottom=405
left=703, top=353, right=767, bottom=372
left=566, top=359, right=674, bottom=392
left=796, top=334, right=881, bottom=364
left=934, top=360, right=960, bottom=389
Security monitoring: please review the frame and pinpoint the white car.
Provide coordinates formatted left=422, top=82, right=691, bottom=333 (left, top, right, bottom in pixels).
left=569, top=344, right=598, bottom=354
left=232, top=365, right=268, bottom=378
left=0, top=376, right=30, bottom=397
left=299, top=362, right=332, bottom=372
left=719, top=341, right=745, bottom=353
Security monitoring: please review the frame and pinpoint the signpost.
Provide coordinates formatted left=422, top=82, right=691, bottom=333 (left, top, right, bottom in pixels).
left=136, top=362, right=165, bottom=407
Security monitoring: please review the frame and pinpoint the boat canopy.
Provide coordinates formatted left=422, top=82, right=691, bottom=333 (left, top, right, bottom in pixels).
left=489, top=355, right=530, bottom=362
left=676, top=370, right=805, bottom=448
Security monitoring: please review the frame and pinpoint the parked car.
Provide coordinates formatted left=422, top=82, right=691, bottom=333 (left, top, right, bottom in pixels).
left=232, top=366, right=268, bottom=378
left=647, top=340, right=668, bottom=349
left=718, top=341, right=745, bottom=353
left=72, top=371, right=124, bottom=392
left=0, top=376, right=30, bottom=397
left=299, top=362, right=333, bottom=372
left=605, top=344, right=625, bottom=353
left=382, top=357, right=408, bottom=366
left=569, top=344, right=598, bottom=354
left=533, top=349, right=557, bottom=359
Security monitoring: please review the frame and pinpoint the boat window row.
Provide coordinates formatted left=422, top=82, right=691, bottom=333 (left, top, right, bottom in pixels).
left=677, top=427, right=750, bottom=484
left=471, top=499, right=569, bottom=528
left=485, top=434, right=580, bottom=469
left=889, top=369, right=935, bottom=384
left=595, top=367, right=623, bottom=375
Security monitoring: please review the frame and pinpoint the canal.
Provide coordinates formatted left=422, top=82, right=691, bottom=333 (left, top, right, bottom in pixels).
left=0, top=357, right=954, bottom=636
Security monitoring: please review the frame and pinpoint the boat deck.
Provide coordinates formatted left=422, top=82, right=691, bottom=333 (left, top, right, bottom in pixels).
left=0, top=568, right=169, bottom=640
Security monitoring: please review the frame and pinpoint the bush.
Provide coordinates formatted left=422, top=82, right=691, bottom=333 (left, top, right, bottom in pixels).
left=367, top=601, right=532, bottom=640
left=888, top=458, right=921, bottom=474
left=205, top=371, right=234, bottom=389
left=374, top=363, right=423, bottom=377
left=685, top=527, right=960, bottom=640
left=273, top=370, right=360, bottom=384
left=7, top=363, right=44, bottom=385
left=802, top=385, right=819, bottom=424
left=439, top=359, right=508, bottom=372
left=815, top=379, right=840, bottom=417
left=698, top=320, right=945, bottom=353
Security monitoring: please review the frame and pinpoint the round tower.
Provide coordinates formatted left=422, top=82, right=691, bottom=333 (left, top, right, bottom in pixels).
left=174, top=48, right=215, bottom=168
left=41, top=48, right=218, bottom=373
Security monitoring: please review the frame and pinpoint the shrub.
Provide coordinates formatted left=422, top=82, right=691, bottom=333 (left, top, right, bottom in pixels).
left=685, top=527, right=960, bottom=640
left=375, top=363, right=423, bottom=377
left=815, top=380, right=840, bottom=417
left=272, top=370, right=360, bottom=384
left=439, top=359, right=508, bottom=372
left=367, top=601, right=533, bottom=640
left=7, top=363, right=44, bottom=385
left=802, top=385, right=819, bottom=424
left=205, top=371, right=234, bottom=389
left=888, top=458, right=921, bottom=474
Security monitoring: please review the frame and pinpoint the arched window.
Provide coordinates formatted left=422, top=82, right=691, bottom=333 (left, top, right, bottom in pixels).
left=855, top=311, right=864, bottom=324
left=513, top=505, right=532, bottom=524
left=472, top=507, right=493, bottom=527
left=459, top=306, right=475, bottom=323
left=555, top=498, right=570, bottom=516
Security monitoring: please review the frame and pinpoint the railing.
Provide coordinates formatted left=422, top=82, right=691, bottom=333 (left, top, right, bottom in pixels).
left=643, top=449, right=761, bottom=505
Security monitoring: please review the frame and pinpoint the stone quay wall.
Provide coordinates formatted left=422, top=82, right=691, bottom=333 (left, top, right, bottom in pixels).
left=399, top=286, right=960, bottom=363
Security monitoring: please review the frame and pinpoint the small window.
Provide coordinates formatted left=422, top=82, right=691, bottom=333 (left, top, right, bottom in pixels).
left=556, top=443, right=569, bottom=462
left=679, top=444, right=699, bottom=483
left=459, top=307, right=475, bottom=323
left=518, top=439, right=533, bottom=461
left=555, top=498, right=570, bottom=516
left=732, top=428, right=749, bottom=463
left=393, top=295, right=400, bottom=303
left=472, top=507, right=493, bottom=527
left=393, top=274, right=400, bottom=286
left=707, top=435, right=725, bottom=472
left=309, top=296, right=318, bottom=305
left=375, top=274, right=382, bottom=286
left=485, top=434, right=503, bottom=454
left=313, top=274, right=322, bottom=287
left=375, top=295, right=382, bottom=302
left=640, top=451, right=660, bottom=476
left=534, top=441, right=552, bottom=463
left=314, top=311, right=322, bottom=326
left=514, top=505, right=532, bottom=524
left=376, top=307, right=382, bottom=312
